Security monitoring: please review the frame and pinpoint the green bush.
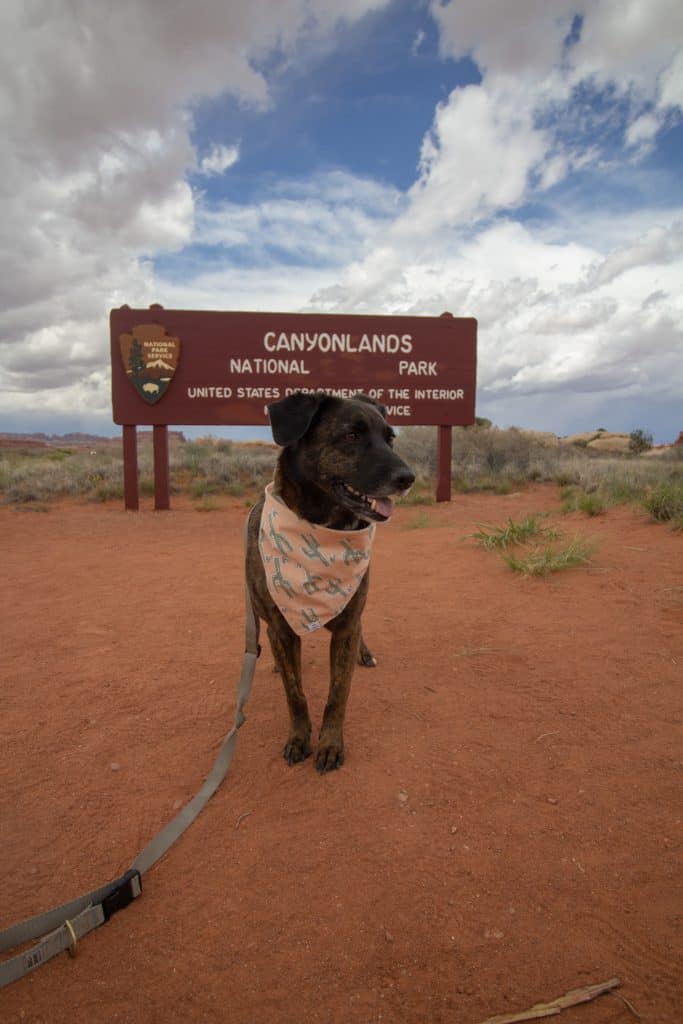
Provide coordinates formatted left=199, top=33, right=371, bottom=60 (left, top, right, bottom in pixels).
left=644, top=481, right=683, bottom=522
left=629, top=428, right=653, bottom=454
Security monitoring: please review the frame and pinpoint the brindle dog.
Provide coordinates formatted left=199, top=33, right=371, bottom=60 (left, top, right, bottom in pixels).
left=245, top=391, right=415, bottom=773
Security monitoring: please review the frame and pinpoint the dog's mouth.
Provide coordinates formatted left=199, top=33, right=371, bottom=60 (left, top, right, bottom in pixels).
left=335, top=481, right=397, bottom=523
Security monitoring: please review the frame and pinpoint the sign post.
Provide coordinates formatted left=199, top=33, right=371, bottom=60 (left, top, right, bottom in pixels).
left=111, top=306, right=477, bottom=510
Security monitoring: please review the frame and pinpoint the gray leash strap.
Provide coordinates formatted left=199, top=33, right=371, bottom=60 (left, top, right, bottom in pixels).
left=0, top=548, right=260, bottom=990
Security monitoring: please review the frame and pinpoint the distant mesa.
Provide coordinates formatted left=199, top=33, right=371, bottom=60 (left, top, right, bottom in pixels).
left=0, top=430, right=187, bottom=450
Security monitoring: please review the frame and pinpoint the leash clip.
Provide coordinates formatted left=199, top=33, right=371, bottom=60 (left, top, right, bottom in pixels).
left=101, top=869, right=142, bottom=922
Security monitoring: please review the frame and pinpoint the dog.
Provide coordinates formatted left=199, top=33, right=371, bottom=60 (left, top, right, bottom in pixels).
left=245, top=391, right=415, bottom=773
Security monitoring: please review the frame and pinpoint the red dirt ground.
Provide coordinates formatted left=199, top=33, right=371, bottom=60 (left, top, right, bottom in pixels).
left=1, top=487, right=681, bottom=1024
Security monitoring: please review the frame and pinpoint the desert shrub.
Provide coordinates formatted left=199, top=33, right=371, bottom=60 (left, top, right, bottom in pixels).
left=1, top=450, right=124, bottom=503
left=2, top=428, right=680, bottom=509
left=629, top=428, right=653, bottom=454
left=394, top=426, right=437, bottom=476
left=555, top=469, right=579, bottom=487
left=89, top=482, right=125, bottom=503
left=175, top=439, right=276, bottom=496
left=644, top=480, right=683, bottom=522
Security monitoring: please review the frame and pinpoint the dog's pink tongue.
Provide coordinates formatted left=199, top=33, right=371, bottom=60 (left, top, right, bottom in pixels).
left=374, top=497, right=394, bottom=519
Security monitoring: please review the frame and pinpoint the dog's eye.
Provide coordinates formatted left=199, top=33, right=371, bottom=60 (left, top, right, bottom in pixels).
left=344, top=431, right=359, bottom=443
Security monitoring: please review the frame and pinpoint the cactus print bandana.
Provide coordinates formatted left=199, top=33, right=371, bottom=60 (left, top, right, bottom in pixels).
left=259, top=482, right=376, bottom=636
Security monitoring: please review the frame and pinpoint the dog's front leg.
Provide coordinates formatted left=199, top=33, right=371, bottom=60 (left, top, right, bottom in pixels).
left=267, top=622, right=312, bottom=765
left=316, top=623, right=361, bottom=773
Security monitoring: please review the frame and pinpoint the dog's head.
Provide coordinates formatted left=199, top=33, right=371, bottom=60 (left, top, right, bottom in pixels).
left=268, top=392, right=415, bottom=525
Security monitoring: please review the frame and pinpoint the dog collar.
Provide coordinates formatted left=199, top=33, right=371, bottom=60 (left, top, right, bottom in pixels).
left=259, top=482, right=376, bottom=636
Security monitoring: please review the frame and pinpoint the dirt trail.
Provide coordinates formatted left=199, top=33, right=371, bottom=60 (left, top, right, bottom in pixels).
left=1, top=487, right=681, bottom=1023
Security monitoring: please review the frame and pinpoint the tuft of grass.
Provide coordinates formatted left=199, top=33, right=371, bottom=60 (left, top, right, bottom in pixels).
left=469, top=514, right=558, bottom=550
left=194, top=497, right=220, bottom=512
left=643, top=480, right=683, bottom=523
left=15, top=502, right=51, bottom=512
left=454, top=474, right=519, bottom=495
left=396, top=476, right=435, bottom=506
left=555, top=470, right=579, bottom=487
left=561, top=487, right=607, bottom=515
left=670, top=514, right=683, bottom=532
left=503, top=536, right=598, bottom=576
left=576, top=492, right=607, bottom=516
left=88, top=483, right=124, bottom=503
left=403, top=512, right=433, bottom=530
left=601, top=476, right=647, bottom=506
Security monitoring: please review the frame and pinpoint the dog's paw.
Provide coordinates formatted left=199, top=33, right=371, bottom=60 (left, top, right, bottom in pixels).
left=315, top=739, right=345, bottom=773
left=283, top=735, right=311, bottom=765
left=358, top=643, right=378, bottom=667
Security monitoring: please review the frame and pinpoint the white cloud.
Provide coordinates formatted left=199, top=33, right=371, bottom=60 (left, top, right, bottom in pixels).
left=411, top=29, right=426, bottom=56
left=625, top=111, right=663, bottom=151
left=409, top=80, right=549, bottom=232
left=308, top=209, right=683, bottom=420
left=659, top=49, right=683, bottom=108
left=430, top=0, right=578, bottom=79
left=568, top=0, right=683, bottom=97
left=198, top=144, right=241, bottom=176
left=194, top=170, right=402, bottom=264
left=584, top=222, right=683, bottom=289
left=0, top=0, right=389, bottom=414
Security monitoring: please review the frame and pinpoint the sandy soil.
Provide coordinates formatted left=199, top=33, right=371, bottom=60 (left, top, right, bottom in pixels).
left=1, top=487, right=681, bottom=1023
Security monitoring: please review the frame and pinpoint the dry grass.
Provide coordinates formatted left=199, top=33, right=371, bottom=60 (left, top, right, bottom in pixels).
left=2, top=428, right=680, bottom=522
left=503, top=536, right=598, bottom=576
left=469, top=514, right=559, bottom=550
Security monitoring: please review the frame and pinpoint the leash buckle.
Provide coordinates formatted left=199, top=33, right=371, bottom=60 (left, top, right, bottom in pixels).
left=101, top=869, right=142, bottom=922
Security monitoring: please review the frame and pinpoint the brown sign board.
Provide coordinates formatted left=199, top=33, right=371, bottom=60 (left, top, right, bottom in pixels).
left=110, top=307, right=477, bottom=427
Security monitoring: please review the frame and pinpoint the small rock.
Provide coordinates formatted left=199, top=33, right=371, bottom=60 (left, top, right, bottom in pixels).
left=450, top=825, right=458, bottom=834
left=547, top=796, right=558, bottom=804
left=110, top=762, right=121, bottom=772
left=398, top=790, right=409, bottom=804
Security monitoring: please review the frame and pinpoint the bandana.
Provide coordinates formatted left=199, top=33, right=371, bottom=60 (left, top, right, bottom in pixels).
left=259, top=482, right=376, bottom=636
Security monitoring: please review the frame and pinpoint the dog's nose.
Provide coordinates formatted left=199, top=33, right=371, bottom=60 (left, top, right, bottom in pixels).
left=392, top=466, right=415, bottom=492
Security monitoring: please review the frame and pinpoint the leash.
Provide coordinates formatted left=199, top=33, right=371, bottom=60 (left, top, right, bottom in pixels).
left=0, top=523, right=261, bottom=989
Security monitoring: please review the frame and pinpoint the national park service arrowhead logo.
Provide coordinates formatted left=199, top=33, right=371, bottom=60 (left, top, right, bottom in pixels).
left=119, top=324, right=180, bottom=404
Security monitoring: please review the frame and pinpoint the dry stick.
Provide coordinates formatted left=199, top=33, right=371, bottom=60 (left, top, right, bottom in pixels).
left=475, top=977, right=621, bottom=1024
left=614, top=993, right=642, bottom=1020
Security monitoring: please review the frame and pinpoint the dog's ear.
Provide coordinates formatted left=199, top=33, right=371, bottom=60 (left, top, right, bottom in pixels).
left=268, top=392, right=326, bottom=446
left=355, top=393, right=388, bottom=421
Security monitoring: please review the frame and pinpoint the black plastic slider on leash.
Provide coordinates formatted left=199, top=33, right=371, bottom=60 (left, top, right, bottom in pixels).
left=101, top=869, right=142, bottom=922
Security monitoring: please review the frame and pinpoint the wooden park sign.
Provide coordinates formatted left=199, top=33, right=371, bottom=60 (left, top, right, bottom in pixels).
left=110, top=306, right=477, bottom=509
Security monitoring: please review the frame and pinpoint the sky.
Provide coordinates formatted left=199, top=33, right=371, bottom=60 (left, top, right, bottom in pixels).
left=1, top=0, right=682, bottom=442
